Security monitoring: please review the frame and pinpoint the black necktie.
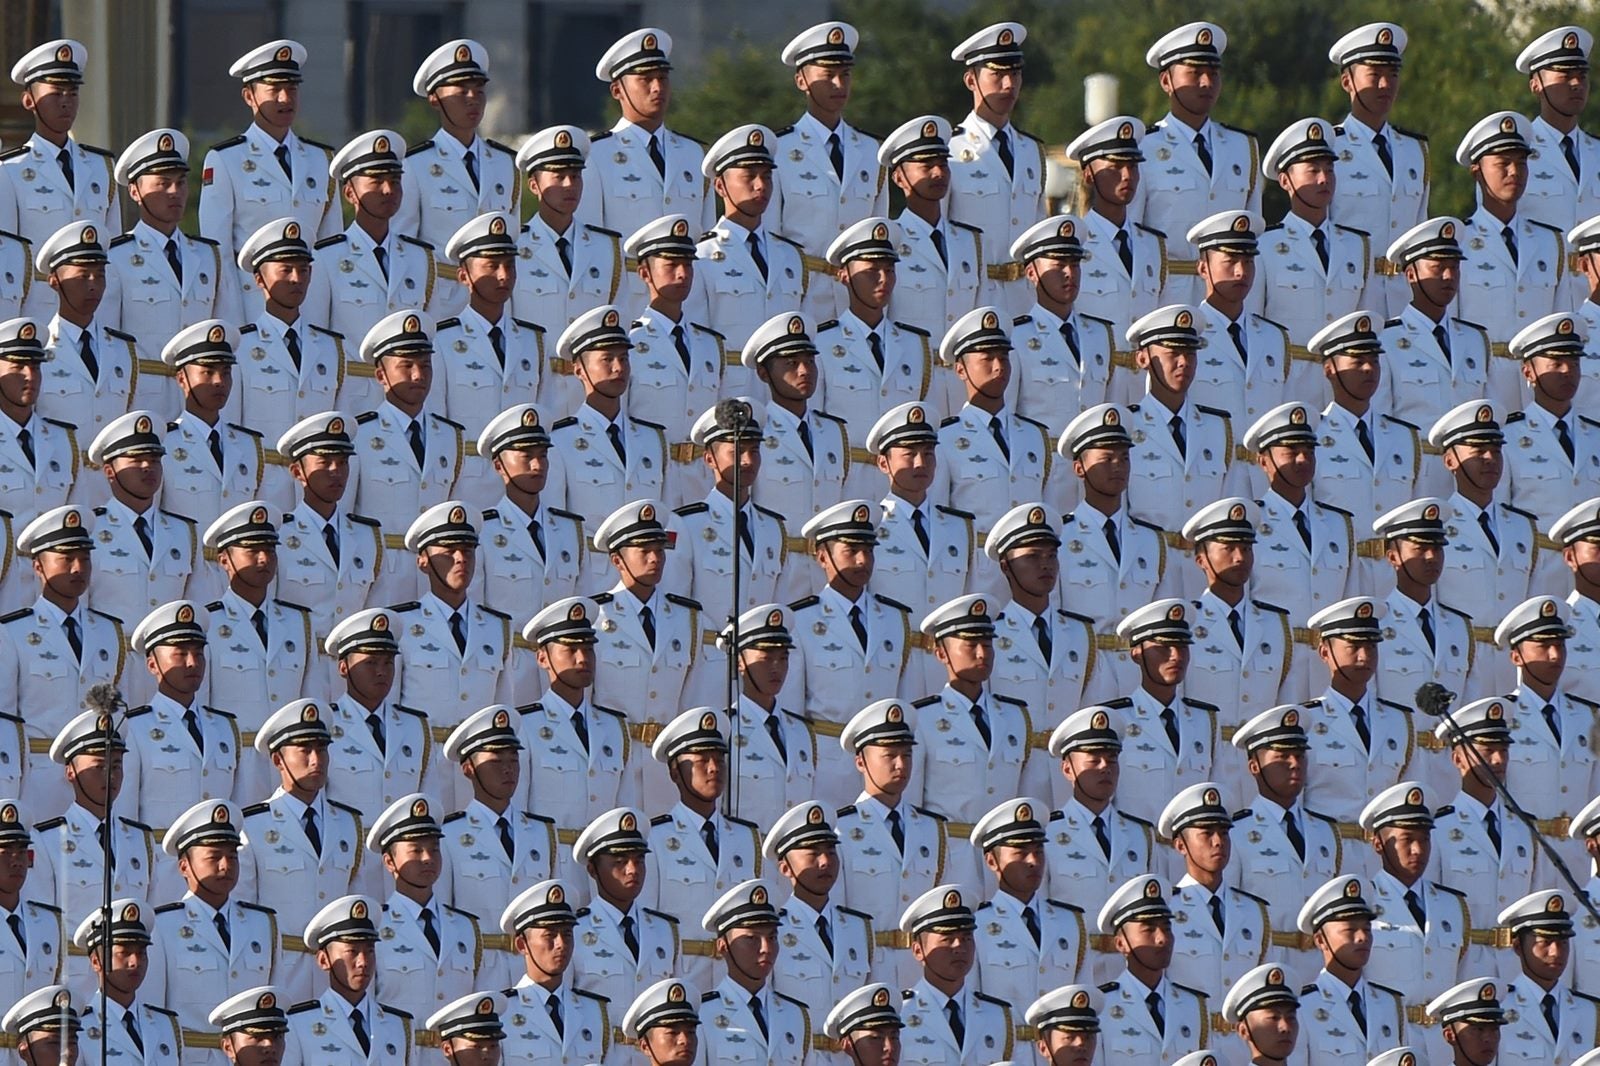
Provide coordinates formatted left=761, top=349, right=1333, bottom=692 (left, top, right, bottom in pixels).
left=1350, top=703, right=1371, bottom=750
left=555, top=236, right=572, bottom=277
left=640, top=604, right=656, bottom=650
left=1405, top=888, right=1427, bottom=928
left=827, top=132, right=845, bottom=180
left=1103, top=517, right=1122, bottom=564
left=1502, top=224, right=1519, bottom=266
left=15, top=426, right=32, bottom=469
left=1372, top=132, right=1394, bottom=178
left=1294, top=509, right=1312, bottom=551
left=1228, top=321, right=1249, bottom=367
left=366, top=711, right=386, bottom=756
left=351, top=1008, right=371, bottom=1056
left=1564, top=134, right=1582, bottom=180
left=1193, top=132, right=1213, bottom=176
left=449, top=610, right=467, bottom=655
left=816, top=913, right=834, bottom=957
left=324, top=521, right=340, bottom=566
left=274, top=144, right=291, bottom=180
left=1023, top=904, right=1042, bottom=947
left=1169, top=414, right=1187, bottom=459
left=285, top=326, right=302, bottom=372
left=165, top=237, right=183, bottom=285
left=1061, top=320, right=1081, bottom=365
left=995, top=129, right=1015, bottom=179
left=1349, top=989, right=1368, bottom=1036
left=671, top=324, right=692, bottom=373
left=750, top=995, right=769, bottom=1041
left=488, top=325, right=506, bottom=370
left=463, top=149, right=480, bottom=192
left=765, top=712, right=788, bottom=764
left=571, top=710, right=589, bottom=754
left=1209, top=893, right=1226, bottom=934
left=303, top=806, right=322, bottom=856
left=134, top=514, right=154, bottom=559
left=420, top=905, right=441, bottom=955
left=1161, top=705, right=1180, bottom=752
left=183, top=708, right=205, bottom=755
left=911, top=508, right=930, bottom=555
left=7, top=912, right=26, bottom=953
left=1312, top=227, right=1329, bottom=271
left=797, top=417, right=814, bottom=460
left=1433, top=323, right=1452, bottom=366
left=647, top=134, right=666, bottom=178
left=946, top=998, right=966, bottom=1046
left=1034, top=615, right=1053, bottom=663
left=124, top=1008, right=144, bottom=1054
left=407, top=419, right=425, bottom=466
left=970, top=702, right=992, bottom=748
left=63, top=615, right=82, bottom=662
left=886, top=807, right=905, bottom=853
left=57, top=147, right=75, bottom=191
left=373, top=244, right=389, bottom=281
left=1544, top=992, right=1560, bottom=1038
left=702, top=817, right=720, bottom=863
left=849, top=604, right=868, bottom=651
left=1146, top=990, right=1166, bottom=1036
left=607, top=421, right=627, bottom=463
left=867, top=330, right=885, bottom=372
left=214, top=910, right=231, bottom=951
left=79, top=331, right=98, bottom=382
left=1115, top=228, right=1134, bottom=275
left=736, top=508, right=754, bottom=557
left=1485, top=809, right=1502, bottom=856
left=547, top=992, right=565, bottom=1038
left=747, top=232, right=769, bottom=282
left=1418, top=606, right=1436, bottom=652
left=1558, top=418, right=1577, bottom=463
left=1356, top=418, right=1375, bottom=462
left=208, top=427, right=225, bottom=472
left=1283, top=810, right=1306, bottom=861
left=528, top=517, right=546, bottom=561
left=620, top=913, right=639, bottom=960
left=1479, top=510, right=1500, bottom=555
left=1228, top=608, right=1245, bottom=650
left=97, top=820, right=115, bottom=866
left=1544, top=703, right=1564, bottom=746
left=1092, top=814, right=1111, bottom=860
left=496, top=816, right=514, bottom=860
left=989, top=415, right=1010, bottom=460
left=930, top=227, right=948, bottom=267
left=251, top=607, right=268, bottom=649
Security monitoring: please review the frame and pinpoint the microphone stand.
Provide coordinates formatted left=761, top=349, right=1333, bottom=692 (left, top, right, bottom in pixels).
left=89, top=684, right=128, bottom=1066
left=725, top=412, right=745, bottom=820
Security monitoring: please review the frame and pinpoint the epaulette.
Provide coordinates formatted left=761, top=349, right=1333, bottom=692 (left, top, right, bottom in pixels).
left=1303, top=697, right=1326, bottom=707
left=911, top=695, right=941, bottom=708
left=1011, top=314, right=1035, bottom=328
left=940, top=416, right=961, bottom=428
left=481, top=604, right=512, bottom=622
left=398, top=235, right=435, bottom=250
left=1434, top=805, right=1456, bottom=817
left=1256, top=313, right=1291, bottom=334
left=147, top=1005, right=178, bottom=1019
left=241, top=802, right=271, bottom=816
left=1383, top=317, right=1403, bottom=329
left=0, top=608, right=31, bottom=624
left=788, top=595, right=821, bottom=612
left=1333, top=223, right=1371, bottom=238
left=1098, top=981, right=1120, bottom=993
left=550, top=507, right=584, bottom=523
left=836, top=804, right=858, bottom=818
left=1301, top=983, right=1318, bottom=996
left=484, top=139, right=516, bottom=155
left=590, top=592, right=614, bottom=605
left=1061, top=609, right=1096, bottom=626
left=1454, top=316, right=1489, bottom=333
left=481, top=508, right=500, bottom=524
left=1254, top=600, right=1290, bottom=615
left=1045, top=898, right=1084, bottom=914
left=1181, top=697, right=1220, bottom=713
left=551, top=416, right=578, bottom=431
left=951, top=220, right=982, bottom=235
left=893, top=320, right=930, bottom=336
left=328, top=799, right=360, bottom=817
left=574, top=987, right=611, bottom=1004
left=404, top=140, right=436, bottom=157
left=774, top=125, right=797, bottom=137
left=1376, top=698, right=1413, bottom=714
left=167, top=421, right=181, bottom=433
left=701, top=990, right=718, bottom=1002
left=815, top=411, right=846, bottom=425
left=32, top=817, right=65, bottom=831
left=912, top=805, right=946, bottom=821
left=1123, top=811, right=1154, bottom=828
left=109, top=234, right=136, bottom=249
left=387, top=601, right=421, bottom=612
left=201, top=706, right=237, bottom=720
left=239, top=324, right=259, bottom=335
left=314, top=235, right=347, bottom=250
left=634, top=416, right=665, bottom=432
left=1263, top=222, right=1285, bottom=234
left=1435, top=883, right=1466, bottom=898
left=122, top=818, right=154, bottom=831
left=105, top=327, right=137, bottom=344
left=395, top=705, right=427, bottom=719
left=934, top=505, right=976, bottom=520
left=1218, top=121, right=1258, bottom=138
left=1503, top=502, right=1539, bottom=523
left=674, top=502, right=710, bottom=517
left=1530, top=219, right=1564, bottom=235
left=728, top=814, right=758, bottom=830
left=1013, top=125, right=1043, bottom=145
left=753, top=503, right=786, bottom=522
left=952, top=125, right=966, bottom=136
left=442, top=903, right=478, bottom=921
left=1195, top=404, right=1231, bottom=420
left=974, top=992, right=1009, bottom=1008
left=348, top=513, right=380, bottom=528
left=190, top=234, right=219, bottom=247
left=525, top=810, right=554, bottom=825
left=1381, top=413, right=1419, bottom=431
left=1573, top=990, right=1600, bottom=1006
left=903, top=988, right=917, bottom=1000
left=287, top=1001, right=319, bottom=1015
left=1173, top=982, right=1208, bottom=1000
left=1571, top=694, right=1600, bottom=712
left=1134, top=222, right=1167, bottom=239
left=1082, top=313, right=1115, bottom=329
left=1017, top=413, right=1049, bottom=432
left=594, top=705, right=627, bottom=722
left=515, top=703, right=544, bottom=717
left=1232, top=887, right=1270, bottom=906
left=237, top=901, right=276, bottom=914
left=379, top=1004, right=413, bottom=1021
left=154, top=902, right=185, bottom=915
left=1440, top=604, right=1473, bottom=622
left=205, top=599, right=226, bottom=612
left=642, top=907, right=679, bottom=924
left=689, top=322, right=725, bottom=339
left=272, top=597, right=309, bottom=614
left=873, top=593, right=912, bottom=613
left=838, top=905, right=873, bottom=924
left=0, top=146, right=30, bottom=161
left=590, top=130, right=614, bottom=142
left=1390, top=125, right=1428, bottom=142
left=442, top=811, right=467, bottom=825
left=817, top=319, right=841, bottom=332
left=355, top=411, right=379, bottom=425
left=1370, top=981, right=1406, bottom=998
left=664, top=593, right=702, bottom=611
left=436, top=317, right=462, bottom=330
left=1233, top=809, right=1253, bottom=822
left=300, top=138, right=335, bottom=153
left=1317, top=500, right=1354, bottom=518
left=125, top=705, right=154, bottom=719
left=1130, top=516, right=1165, bottom=533
left=584, top=224, right=624, bottom=240
left=209, top=135, right=247, bottom=152
left=995, top=694, right=1027, bottom=708
left=1584, top=416, right=1600, bottom=432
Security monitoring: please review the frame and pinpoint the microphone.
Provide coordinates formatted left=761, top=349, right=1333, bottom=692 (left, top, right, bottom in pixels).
left=85, top=682, right=124, bottom=717
left=714, top=399, right=752, bottom=433
left=85, top=681, right=124, bottom=1066
left=714, top=399, right=752, bottom=819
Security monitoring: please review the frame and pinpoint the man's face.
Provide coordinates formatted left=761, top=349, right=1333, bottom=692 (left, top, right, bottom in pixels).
left=964, top=65, right=1022, bottom=116
left=35, top=547, right=91, bottom=601
left=107, top=452, right=163, bottom=501
left=493, top=446, right=549, bottom=495
left=642, top=256, right=694, bottom=302
left=1409, top=256, right=1461, bottom=304
left=1040, top=1028, right=1097, bottom=1066
left=431, top=79, right=487, bottom=129
left=51, top=262, right=106, bottom=316
left=256, top=259, right=311, bottom=308
left=936, top=634, right=993, bottom=686
left=537, top=640, right=595, bottom=690
left=1251, top=746, right=1307, bottom=802
left=672, top=749, right=726, bottom=803
left=878, top=442, right=935, bottom=496
left=319, top=939, right=375, bottom=994
left=1318, top=637, right=1378, bottom=690
left=1375, top=825, right=1431, bottom=882
left=66, top=750, right=123, bottom=806
left=1342, top=61, right=1400, bottom=113
left=376, top=352, right=432, bottom=408
left=93, top=940, right=149, bottom=997
left=221, top=542, right=277, bottom=592
left=1176, top=824, right=1231, bottom=877
left=418, top=543, right=475, bottom=593
left=912, top=927, right=975, bottom=984
left=720, top=924, right=779, bottom=983
left=1132, top=640, right=1189, bottom=688
left=344, top=173, right=402, bottom=219
left=1445, top=1021, right=1501, bottom=1063
left=894, top=158, right=950, bottom=200
left=1139, top=344, right=1197, bottom=394
left=737, top=645, right=789, bottom=696
left=640, top=1022, right=697, bottom=1065
left=611, top=71, right=671, bottom=124
left=149, top=642, right=206, bottom=696
left=243, top=80, right=298, bottom=128
left=1001, top=542, right=1060, bottom=599
left=272, top=739, right=330, bottom=794
left=1520, top=931, right=1571, bottom=984
left=223, top=1030, right=285, bottom=1066
left=956, top=347, right=1011, bottom=399
left=1064, top=748, right=1119, bottom=803
left=179, top=842, right=241, bottom=898
left=1444, top=441, right=1504, bottom=491
left=796, top=62, right=852, bottom=117
left=842, top=258, right=895, bottom=310
left=517, top=923, right=575, bottom=980
left=1388, top=538, right=1445, bottom=585
left=532, top=169, right=583, bottom=218
left=779, top=841, right=839, bottom=896
left=1075, top=445, right=1130, bottom=496
left=1087, top=159, right=1139, bottom=207
left=1280, top=158, right=1335, bottom=211
left=844, top=1028, right=901, bottom=1066
left=384, top=837, right=442, bottom=890
left=818, top=539, right=874, bottom=588
left=24, top=80, right=79, bottom=132
left=20, top=1029, right=78, bottom=1066
left=576, top=346, right=630, bottom=399
left=1200, top=249, right=1256, bottom=304
left=1198, top=539, right=1254, bottom=589
left=466, top=748, right=520, bottom=804
left=1532, top=65, right=1590, bottom=116
left=0, top=842, right=30, bottom=897
left=1262, top=442, right=1316, bottom=490
left=293, top=452, right=349, bottom=503
left=715, top=164, right=773, bottom=217
left=1525, top=353, right=1582, bottom=405
left=1160, top=61, right=1220, bottom=116
left=1243, top=1004, right=1299, bottom=1060
left=460, top=254, right=516, bottom=307
left=1324, top=351, right=1382, bottom=402
left=761, top=351, right=818, bottom=403
left=590, top=850, right=647, bottom=902
left=1116, top=916, right=1174, bottom=970
left=0, top=358, right=41, bottom=411
left=1473, top=151, right=1529, bottom=204
left=1318, top=916, right=1372, bottom=970
left=442, top=1037, right=501, bottom=1066
left=707, top=438, right=760, bottom=491
left=132, top=171, right=188, bottom=226
left=612, top=543, right=667, bottom=587
left=856, top=742, right=914, bottom=794
left=1511, top=636, right=1568, bottom=687
left=339, top=649, right=395, bottom=703
left=985, top=839, right=1045, bottom=898
left=1031, top=256, right=1082, bottom=306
